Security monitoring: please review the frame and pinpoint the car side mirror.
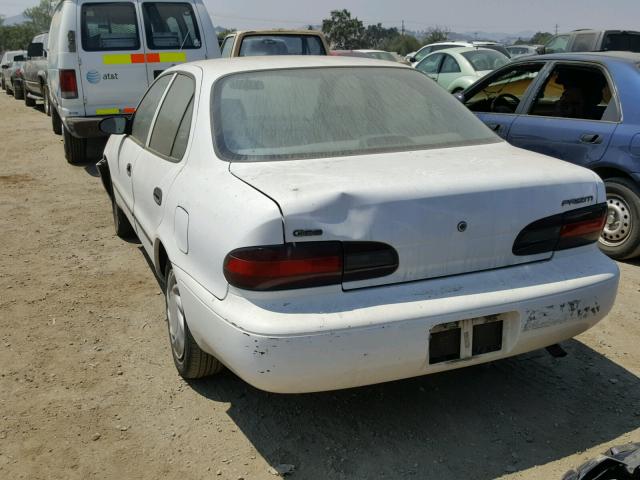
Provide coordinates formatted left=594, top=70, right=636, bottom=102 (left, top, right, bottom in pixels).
left=454, top=92, right=465, bottom=103
left=536, top=46, right=546, bottom=55
left=99, top=117, right=131, bottom=135
left=408, top=56, right=416, bottom=63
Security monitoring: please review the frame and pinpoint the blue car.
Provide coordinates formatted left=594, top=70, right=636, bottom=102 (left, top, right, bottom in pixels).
left=459, top=52, right=640, bottom=259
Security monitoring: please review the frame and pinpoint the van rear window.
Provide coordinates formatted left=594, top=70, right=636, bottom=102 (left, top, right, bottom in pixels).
left=81, top=3, right=140, bottom=52
left=142, top=3, right=202, bottom=50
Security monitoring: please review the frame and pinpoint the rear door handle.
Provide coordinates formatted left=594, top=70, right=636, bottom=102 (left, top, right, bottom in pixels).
left=487, top=123, right=501, bottom=132
left=580, top=133, right=602, bottom=144
left=153, top=187, right=162, bottom=206
left=126, top=163, right=132, bottom=176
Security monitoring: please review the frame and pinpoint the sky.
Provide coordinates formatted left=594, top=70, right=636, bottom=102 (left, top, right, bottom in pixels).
left=2, top=0, right=640, bottom=35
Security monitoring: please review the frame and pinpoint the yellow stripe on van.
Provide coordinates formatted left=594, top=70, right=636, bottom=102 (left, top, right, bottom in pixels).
left=102, top=54, right=133, bottom=65
left=158, top=52, right=187, bottom=63
left=96, top=108, right=120, bottom=115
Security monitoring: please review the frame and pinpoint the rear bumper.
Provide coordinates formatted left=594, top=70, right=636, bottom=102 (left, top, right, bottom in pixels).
left=65, top=115, right=130, bottom=139
left=175, top=247, right=619, bottom=393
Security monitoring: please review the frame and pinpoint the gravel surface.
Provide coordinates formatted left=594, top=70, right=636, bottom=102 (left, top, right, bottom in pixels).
left=1, top=91, right=639, bottom=480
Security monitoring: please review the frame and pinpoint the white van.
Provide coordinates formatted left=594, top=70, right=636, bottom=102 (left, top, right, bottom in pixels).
left=47, top=0, right=219, bottom=164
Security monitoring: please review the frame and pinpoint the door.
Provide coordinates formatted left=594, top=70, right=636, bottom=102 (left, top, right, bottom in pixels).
left=464, top=62, right=547, bottom=139
left=415, top=52, right=444, bottom=81
left=113, top=73, right=173, bottom=226
left=132, top=73, right=196, bottom=252
left=437, top=53, right=462, bottom=90
left=78, top=1, right=149, bottom=116
left=507, top=62, right=619, bottom=167
left=139, top=1, right=205, bottom=83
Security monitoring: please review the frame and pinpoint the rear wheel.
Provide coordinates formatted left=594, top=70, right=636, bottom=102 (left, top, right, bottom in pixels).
left=165, top=265, right=223, bottom=379
left=12, top=83, right=22, bottom=99
left=599, top=177, right=640, bottom=260
left=63, top=125, right=87, bottom=164
left=51, top=106, right=62, bottom=135
left=42, top=84, right=51, bottom=116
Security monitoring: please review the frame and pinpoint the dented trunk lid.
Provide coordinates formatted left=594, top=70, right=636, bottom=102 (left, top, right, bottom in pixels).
left=229, top=142, right=602, bottom=290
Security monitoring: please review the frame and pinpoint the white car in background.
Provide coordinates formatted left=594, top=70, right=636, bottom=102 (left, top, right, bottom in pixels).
left=97, top=56, right=618, bottom=393
left=415, top=47, right=509, bottom=93
left=407, top=40, right=511, bottom=65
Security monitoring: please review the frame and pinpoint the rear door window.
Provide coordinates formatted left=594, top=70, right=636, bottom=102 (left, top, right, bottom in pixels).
left=603, top=32, right=640, bottom=52
left=148, top=74, right=195, bottom=160
left=529, top=64, right=620, bottom=121
left=238, top=35, right=326, bottom=56
left=142, top=2, right=202, bottom=50
left=416, top=53, right=444, bottom=75
left=440, top=54, right=461, bottom=73
left=81, top=2, right=140, bottom=51
left=571, top=33, right=598, bottom=51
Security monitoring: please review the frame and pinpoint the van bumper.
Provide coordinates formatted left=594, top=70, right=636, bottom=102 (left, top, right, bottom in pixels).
left=65, top=115, right=130, bottom=139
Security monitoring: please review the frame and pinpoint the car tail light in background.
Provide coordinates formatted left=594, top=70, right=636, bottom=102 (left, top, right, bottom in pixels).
left=59, top=69, right=78, bottom=99
left=224, top=242, right=399, bottom=291
left=513, top=203, right=607, bottom=256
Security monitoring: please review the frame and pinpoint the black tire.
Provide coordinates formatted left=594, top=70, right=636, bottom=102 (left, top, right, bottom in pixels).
left=12, top=84, right=22, bottom=100
left=63, top=125, right=87, bottom=164
left=111, top=195, right=135, bottom=239
left=599, top=177, right=640, bottom=260
left=1, top=77, right=5, bottom=90
left=165, top=264, right=222, bottom=379
left=51, top=106, right=62, bottom=135
left=6, top=84, right=13, bottom=95
left=24, top=87, right=36, bottom=107
left=42, top=84, right=51, bottom=116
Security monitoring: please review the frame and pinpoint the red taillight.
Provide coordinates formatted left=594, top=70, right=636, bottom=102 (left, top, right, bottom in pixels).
left=15, top=68, right=22, bottom=78
left=59, top=69, right=78, bottom=99
left=224, top=242, right=398, bottom=291
left=513, top=203, right=607, bottom=256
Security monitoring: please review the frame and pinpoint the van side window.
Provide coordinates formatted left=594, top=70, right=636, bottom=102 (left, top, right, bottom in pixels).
left=148, top=74, right=195, bottom=161
left=131, top=75, right=172, bottom=145
left=142, top=3, right=202, bottom=50
left=529, top=65, right=620, bottom=122
left=81, top=3, right=140, bottom=52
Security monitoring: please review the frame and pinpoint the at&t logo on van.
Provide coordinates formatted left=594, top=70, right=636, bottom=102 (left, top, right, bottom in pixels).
left=86, top=70, right=101, bottom=84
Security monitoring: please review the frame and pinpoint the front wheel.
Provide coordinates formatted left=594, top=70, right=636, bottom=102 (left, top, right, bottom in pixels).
left=63, top=125, right=87, bottom=164
left=165, top=265, right=223, bottom=379
left=599, top=177, right=640, bottom=260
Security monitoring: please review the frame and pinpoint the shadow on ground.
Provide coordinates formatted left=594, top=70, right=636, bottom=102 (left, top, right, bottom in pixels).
left=190, top=341, right=640, bottom=479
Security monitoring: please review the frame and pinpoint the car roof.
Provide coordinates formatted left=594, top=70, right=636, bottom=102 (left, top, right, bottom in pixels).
left=426, top=46, right=497, bottom=56
left=515, top=51, right=640, bottom=64
left=179, top=55, right=408, bottom=79
left=231, top=29, right=324, bottom=36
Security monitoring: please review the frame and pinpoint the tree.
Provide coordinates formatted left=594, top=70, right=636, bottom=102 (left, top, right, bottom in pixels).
left=530, top=31, right=553, bottom=45
left=385, top=35, right=421, bottom=56
left=423, top=26, right=450, bottom=45
left=321, top=9, right=365, bottom=50
left=0, top=24, right=39, bottom=51
left=217, top=29, right=236, bottom=43
left=24, top=0, right=58, bottom=32
left=364, top=23, right=399, bottom=50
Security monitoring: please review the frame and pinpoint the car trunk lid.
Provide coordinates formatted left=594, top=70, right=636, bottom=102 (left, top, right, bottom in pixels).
left=229, top=142, right=601, bottom=290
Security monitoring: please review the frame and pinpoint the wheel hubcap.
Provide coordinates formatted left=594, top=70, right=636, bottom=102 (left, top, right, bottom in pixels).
left=601, top=194, right=632, bottom=246
left=166, top=272, right=186, bottom=360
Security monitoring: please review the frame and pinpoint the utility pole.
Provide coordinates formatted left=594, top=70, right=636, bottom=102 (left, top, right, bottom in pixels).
left=401, top=20, right=405, bottom=36
left=555, top=23, right=559, bottom=35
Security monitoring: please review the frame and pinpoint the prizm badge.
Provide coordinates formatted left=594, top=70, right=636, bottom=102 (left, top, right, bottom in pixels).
left=293, top=229, right=323, bottom=238
left=561, top=196, right=594, bottom=207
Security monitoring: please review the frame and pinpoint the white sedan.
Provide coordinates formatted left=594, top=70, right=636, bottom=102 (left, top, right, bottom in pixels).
left=97, top=56, right=619, bottom=393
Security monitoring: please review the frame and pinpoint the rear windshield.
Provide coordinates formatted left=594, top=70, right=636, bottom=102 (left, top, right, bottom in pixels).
left=238, top=35, right=326, bottom=56
left=362, top=51, right=396, bottom=62
left=461, top=50, right=509, bottom=71
left=142, top=2, right=202, bottom=50
left=81, top=2, right=140, bottom=52
left=213, top=67, right=499, bottom=162
left=603, top=32, right=640, bottom=52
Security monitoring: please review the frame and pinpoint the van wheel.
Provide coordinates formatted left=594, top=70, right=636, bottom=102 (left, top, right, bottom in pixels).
left=12, top=84, right=22, bottom=99
left=24, top=89, right=36, bottom=107
left=63, top=125, right=87, bottom=164
left=42, top=85, right=51, bottom=116
left=599, top=177, right=640, bottom=260
left=51, top=107, right=62, bottom=135
left=165, top=264, right=223, bottom=379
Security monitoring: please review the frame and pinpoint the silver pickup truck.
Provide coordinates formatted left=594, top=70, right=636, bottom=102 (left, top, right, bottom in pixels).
left=23, top=32, right=49, bottom=112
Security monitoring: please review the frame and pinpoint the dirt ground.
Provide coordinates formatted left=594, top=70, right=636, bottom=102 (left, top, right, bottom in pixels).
left=0, top=91, right=639, bottom=480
